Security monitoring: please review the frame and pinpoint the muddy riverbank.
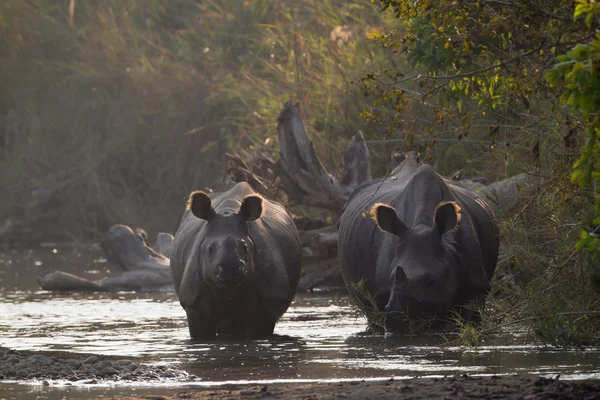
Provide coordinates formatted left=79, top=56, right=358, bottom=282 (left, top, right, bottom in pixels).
left=0, top=346, right=189, bottom=384
left=107, top=375, right=600, bottom=399
left=2, top=345, right=599, bottom=399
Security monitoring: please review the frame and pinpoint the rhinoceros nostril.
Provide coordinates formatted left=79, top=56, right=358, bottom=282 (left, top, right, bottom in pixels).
left=214, top=264, right=246, bottom=287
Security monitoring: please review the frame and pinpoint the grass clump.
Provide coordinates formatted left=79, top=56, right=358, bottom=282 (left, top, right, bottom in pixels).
left=499, top=171, right=600, bottom=346
left=455, top=162, right=600, bottom=347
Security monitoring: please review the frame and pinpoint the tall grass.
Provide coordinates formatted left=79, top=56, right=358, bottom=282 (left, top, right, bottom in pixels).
left=0, top=0, right=395, bottom=241
left=490, top=161, right=600, bottom=346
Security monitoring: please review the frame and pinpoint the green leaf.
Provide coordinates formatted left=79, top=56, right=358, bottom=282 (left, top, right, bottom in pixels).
left=572, top=169, right=585, bottom=185
left=587, top=11, right=595, bottom=29
left=574, top=7, right=585, bottom=21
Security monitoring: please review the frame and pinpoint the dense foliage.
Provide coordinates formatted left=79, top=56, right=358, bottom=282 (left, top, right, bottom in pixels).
left=547, top=0, right=600, bottom=255
left=364, top=0, right=600, bottom=344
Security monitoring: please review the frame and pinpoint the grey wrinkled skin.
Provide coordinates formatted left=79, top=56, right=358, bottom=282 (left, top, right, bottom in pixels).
left=337, top=153, right=499, bottom=332
left=170, top=182, right=302, bottom=339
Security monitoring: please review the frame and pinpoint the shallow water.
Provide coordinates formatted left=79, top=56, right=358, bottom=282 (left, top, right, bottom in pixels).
left=2, top=247, right=600, bottom=398
left=3, top=290, right=600, bottom=384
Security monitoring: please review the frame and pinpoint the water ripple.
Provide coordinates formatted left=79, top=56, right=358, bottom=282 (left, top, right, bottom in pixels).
left=2, top=291, right=600, bottom=383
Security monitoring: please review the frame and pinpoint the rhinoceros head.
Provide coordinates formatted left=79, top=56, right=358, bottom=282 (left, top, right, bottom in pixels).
left=188, top=190, right=263, bottom=289
left=372, top=201, right=461, bottom=321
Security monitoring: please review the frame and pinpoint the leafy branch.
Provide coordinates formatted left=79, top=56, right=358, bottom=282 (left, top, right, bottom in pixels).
left=547, top=0, right=600, bottom=255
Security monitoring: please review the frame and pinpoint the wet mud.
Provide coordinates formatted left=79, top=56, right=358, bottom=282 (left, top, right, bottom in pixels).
left=0, top=347, right=189, bottom=384
left=2, top=345, right=599, bottom=399
left=109, top=375, right=600, bottom=400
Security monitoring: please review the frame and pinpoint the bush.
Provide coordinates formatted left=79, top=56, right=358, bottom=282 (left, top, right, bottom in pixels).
left=361, top=0, right=600, bottom=345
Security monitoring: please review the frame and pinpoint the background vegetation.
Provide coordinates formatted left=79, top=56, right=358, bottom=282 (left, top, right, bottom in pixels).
left=1, top=0, right=599, bottom=345
left=364, top=0, right=600, bottom=345
left=0, top=0, right=395, bottom=241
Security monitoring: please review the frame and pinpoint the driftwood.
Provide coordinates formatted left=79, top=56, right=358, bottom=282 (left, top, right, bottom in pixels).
left=38, top=225, right=173, bottom=292
left=222, top=101, right=543, bottom=291
left=340, top=130, right=371, bottom=187
left=299, top=225, right=338, bottom=256
left=224, top=102, right=371, bottom=214
left=274, top=101, right=350, bottom=212
left=458, top=173, right=542, bottom=214
left=153, top=232, right=174, bottom=259
left=298, top=256, right=344, bottom=291
left=38, top=101, right=542, bottom=293
left=226, top=101, right=535, bottom=216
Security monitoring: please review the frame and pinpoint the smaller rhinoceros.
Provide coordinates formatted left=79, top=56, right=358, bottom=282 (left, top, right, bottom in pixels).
left=170, top=182, right=302, bottom=339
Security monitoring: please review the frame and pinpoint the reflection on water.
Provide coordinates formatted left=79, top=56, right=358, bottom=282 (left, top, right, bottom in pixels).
left=0, top=245, right=111, bottom=292
left=1, top=291, right=186, bottom=356
left=1, top=245, right=600, bottom=395
left=2, top=290, right=600, bottom=386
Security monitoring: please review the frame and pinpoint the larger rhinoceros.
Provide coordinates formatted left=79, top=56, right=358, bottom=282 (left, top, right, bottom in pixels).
left=170, top=182, right=302, bottom=339
left=337, top=152, right=499, bottom=332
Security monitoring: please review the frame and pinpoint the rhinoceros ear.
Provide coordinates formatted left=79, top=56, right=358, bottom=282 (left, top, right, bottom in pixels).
left=239, top=195, right=263, bottom=221
left=371, top=203, right=409, bottom=238
left=434, top=201, right=461, bottom=237
left=187, top=190, right=216, bottom=221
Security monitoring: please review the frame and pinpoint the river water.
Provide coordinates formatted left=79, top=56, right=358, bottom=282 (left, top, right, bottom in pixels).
left=1, top=246, right=600, bottom=399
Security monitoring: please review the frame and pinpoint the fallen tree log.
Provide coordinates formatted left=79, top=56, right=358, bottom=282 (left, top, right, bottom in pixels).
left=224, top=102, right=371, bottom=214
left=226, top=101, right=537, bottom=216
left=274, top=101, right=350, bottom=212
left=36, top=222, right=340, bottom=293
left=298, top=256, right=344, bottom=291
left=299, top=225, right=338, bottom=258
left=39, top=101, right=542, bottom=293
left=153, top=232, right=174, bottom=259
left=458, top=173, right=542, bottom=214
left=38, top=225, right=173, bottom=292
left=220, top=101, right=544, bottom=291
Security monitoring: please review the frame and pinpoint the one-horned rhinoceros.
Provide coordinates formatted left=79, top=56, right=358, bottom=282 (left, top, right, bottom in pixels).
left=170, top=182, right=302, bottom=339
left=337, top=153, right=499, bottom=332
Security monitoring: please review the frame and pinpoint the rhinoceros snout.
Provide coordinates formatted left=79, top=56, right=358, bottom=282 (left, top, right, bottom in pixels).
left=214, top=264, right=246, bottom=287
